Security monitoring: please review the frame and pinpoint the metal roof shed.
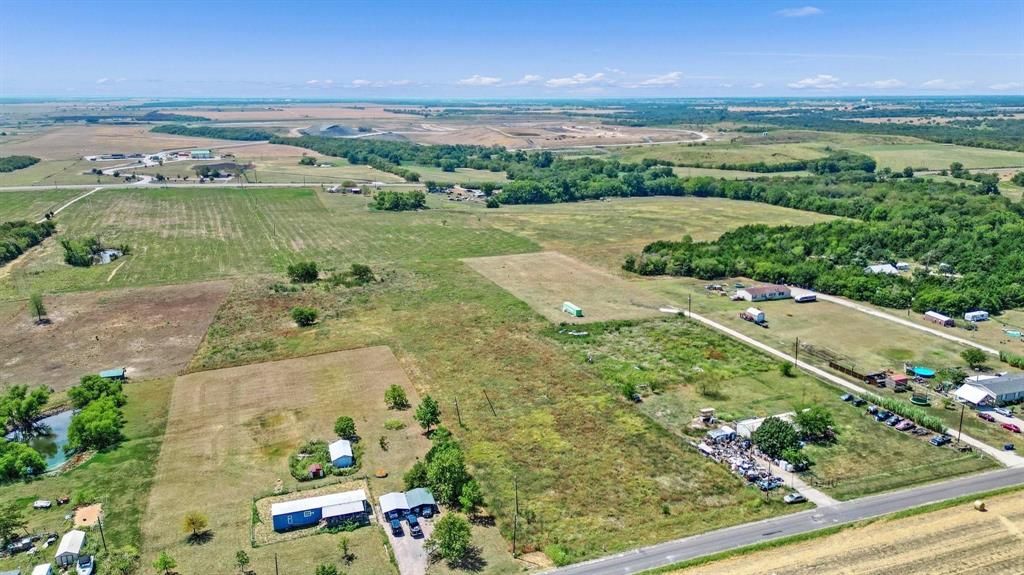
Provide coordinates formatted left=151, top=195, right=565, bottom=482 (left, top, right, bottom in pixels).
left=378, top=492, right=410, bottom=518
left=31, top=565, right=52, bottom=575
left=405, top=487, right=438, bottom=515
left=55, top=530, right=86, bottom=567
left=328, top=439, right=353, bottom=468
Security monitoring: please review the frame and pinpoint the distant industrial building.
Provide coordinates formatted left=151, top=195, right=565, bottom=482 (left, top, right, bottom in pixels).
left=190, top=149, right=213, bottom=159
left=270, top=489, right=370, bottom=532
left=735, top=285, right=791, bottom=302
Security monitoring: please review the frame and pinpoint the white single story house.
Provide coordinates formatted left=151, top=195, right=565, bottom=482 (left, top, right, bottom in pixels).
left=55, top=530, right=86, bottom=568
left=955, top=373, right=1024, bottom=406
left=736, top=285, right=791, bottom=302
left=328, top=439, right=353, bottom=468
left=864, top=263, right=900, bottom=275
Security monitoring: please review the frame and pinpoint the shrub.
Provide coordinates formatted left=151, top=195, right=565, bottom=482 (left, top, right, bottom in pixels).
left=485, top=197, right=500, bottom=208
left=286, top=261, right=319, bottom=283
left=383, top=418, right=406, bottom=430
left=291, top=306, right=319, bottom=327
left=384, top=384, right=410, bottom=409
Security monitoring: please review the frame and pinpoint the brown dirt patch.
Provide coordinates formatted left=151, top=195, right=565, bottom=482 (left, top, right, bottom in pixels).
left=0, top=281, right=231, bottom=390
left=669, top=491, right=1024, bottom=574
left=463, top=251, right=666, bottom=323
left=74, top=503, right=102, bottom=527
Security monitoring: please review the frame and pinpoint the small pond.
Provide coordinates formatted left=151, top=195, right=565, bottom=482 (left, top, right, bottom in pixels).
left=5, top=410, right=75, bottom=471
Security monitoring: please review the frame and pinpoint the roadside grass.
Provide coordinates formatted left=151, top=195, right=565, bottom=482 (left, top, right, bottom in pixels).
left=0, top=377, right=175, bottom=574
left=547, top=317, right=994, bottom=500
left=0, top=189, right=82, bottom=221
left=644, top=483, right=1024, bottom=575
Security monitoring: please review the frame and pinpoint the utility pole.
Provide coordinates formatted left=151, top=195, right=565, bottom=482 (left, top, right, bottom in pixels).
left=687, top=294, right=691, bottom=317
left=512, top=476, right=519, bottom=557
left=275, top=553, right=280, bottom=575
left=957, top=403, right=965, bottom=444
left=794, top=337, right=800, bottom=366
left=97, top=513, right=108, bottom=553
left=455, top=397, right=463, bottom=427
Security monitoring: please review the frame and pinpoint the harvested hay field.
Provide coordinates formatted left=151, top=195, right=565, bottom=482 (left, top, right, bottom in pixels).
left=0, top=124, right=230, bottom=160
left=463, top=251, right=665, bottom=323
left=0, top=281, right=231, bottom=390
left=141, top=346, right=429, bottom=575
left=667, top=490, right=1024, bottom=575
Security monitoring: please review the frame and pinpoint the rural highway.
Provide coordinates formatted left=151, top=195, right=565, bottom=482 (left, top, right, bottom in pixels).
left=544, top=466, right=1024, bottom=575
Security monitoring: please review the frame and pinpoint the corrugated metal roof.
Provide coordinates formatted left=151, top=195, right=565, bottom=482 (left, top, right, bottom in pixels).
left=955, top=384, right=994, bottom=405
left=378, top=492, right=409, bottom=514
left=31, top=565, right=52, bottom=575
left=328, top=439, right=352, bottom=462
left=271, top=489, right=366, bottom=517
left=55, top=530, right=85, bottom=557
left=322, top=500, right=366, bottom=518
left=976, top=373, right=1024, bottom=396
left=405, top=487, right=436, bottom=509
left=740, top=285, right=790, bottom=297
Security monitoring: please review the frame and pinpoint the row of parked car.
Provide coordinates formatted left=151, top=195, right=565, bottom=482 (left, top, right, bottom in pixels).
left=976, top=411, right=1021, bottom=433
left=840, top=393, right=957, bottom=448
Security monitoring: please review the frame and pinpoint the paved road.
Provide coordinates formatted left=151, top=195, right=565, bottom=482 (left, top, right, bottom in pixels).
left=659, top=307, right=1024, bottom=468
left=544, top=466, right=1024, bottom=575
left=789, top=287, right=999, bottom=356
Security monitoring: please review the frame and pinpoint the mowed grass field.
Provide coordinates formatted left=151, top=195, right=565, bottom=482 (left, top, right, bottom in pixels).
left=0, top=188, right=81, bottom=220
left=404, top=163, right=509, bottom=184
left=463, top=251, right=666, bottom=323
left=550, top=319, right=994, bottom=501
left=606, top=141, right=827, bottom=166
left=847, top=142, right=1024, bottom=170
left=141, top=347, right=430, bottom=575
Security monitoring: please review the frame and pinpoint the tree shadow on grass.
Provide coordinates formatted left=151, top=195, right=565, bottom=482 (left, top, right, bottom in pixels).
left=186, top=530, right=214, bottom=545
left=447, top=546, right=487, bottom=573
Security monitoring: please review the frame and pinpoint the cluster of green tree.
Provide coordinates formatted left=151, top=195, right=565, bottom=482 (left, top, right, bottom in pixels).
left=0, top=384, right=51, bottom=481
left=66, top=374, right=128, bottom=453
left=403, top=427, right=484, bottom=514
left=0, top=219, right=55, bottom=265
left=648, top=150, right=876, bottom=175
left=150, top=124, right=274, bottom=140
left=945, top=162, right=1000, bottom=194
left=139, top=111, right=211, bottom=122
left=270, top=135, right=507, bottom=173
left=751, top=407, right=835, bottom=469
left=287, top=438, right=362, bottom=480
left=59, top=236, right=130, bottom=267
left=1013, top=172, right=1024, bottom=187
left=299, top=155, right=318, bottom=165
left=371, top=190, right=426, bottom=211
left=0, top=155, right=41, bottom=172
left=626, top=175, right=1024, bottom=315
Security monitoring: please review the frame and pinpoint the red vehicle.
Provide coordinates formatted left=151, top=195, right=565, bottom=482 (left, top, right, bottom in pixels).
left=978, top=412, right=996, bottom=422
left=1002, top=423, right=1021, bottom=433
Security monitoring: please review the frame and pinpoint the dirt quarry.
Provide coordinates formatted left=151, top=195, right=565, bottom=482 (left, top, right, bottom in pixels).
left=669, top=491, right=1024, bottom=575
left=0, top=281, right=231, bottom=390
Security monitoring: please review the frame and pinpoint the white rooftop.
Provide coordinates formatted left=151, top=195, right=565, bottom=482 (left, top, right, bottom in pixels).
left=378, top=492, right=409, bottom=514
left=322, top=500, right=366, bottom=519
left=328, top=439, right=352, bottom=461
left=271, top=489, right=367, bottom=517
left=32, top=565, right=52, bottom=575
left=955, top=384, right=994, bottom=405
left=55, top=530, right=85, bottom=557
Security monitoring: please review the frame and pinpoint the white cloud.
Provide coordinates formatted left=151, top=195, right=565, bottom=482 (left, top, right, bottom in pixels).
left=545, top=72, right=605, bottom=87
left=349, top=79, right=414, bottom=88
left=720, top=83, right=735, bottom=89
left=636, top=71, right=682, bottom=87
left=350, top=79, right=371, bottom=87
left=920, top=78, right=974, bottom=90
left=457, top=74, right=502, bottom=86
left=306, top=80, right=320, bottom=85
left=989, top=82, right=1022, bottom=91
left=750, top=82, right=766, bottom=89
left=96, top=78, right=109, bottom=84
left=787, top=74, right=842, bottom=89
left=507, top=74, right=543, bottom=86
left=777, top=6, right=823, bottom=17
left=861, top=78, right=905, bottom=89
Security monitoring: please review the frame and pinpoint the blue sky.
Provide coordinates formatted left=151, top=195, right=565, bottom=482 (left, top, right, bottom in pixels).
left=1, top=0, right=1022, bottom=98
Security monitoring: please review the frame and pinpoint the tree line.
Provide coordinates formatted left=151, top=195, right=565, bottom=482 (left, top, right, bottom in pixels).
left=149, top=125, right=275, bottom=140
left=1, top=220, right=55, bottom=266
left=0, top=155, right=40, bottom=172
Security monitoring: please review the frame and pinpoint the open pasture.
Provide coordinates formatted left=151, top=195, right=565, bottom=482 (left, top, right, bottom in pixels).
left=847, top=142, right=1024, bottom=170
left=0, top=188, right=82, bottom=220
left=0, top=281, right=231, bottom=390
left=463, top=251, right=666, bottom=323
left=665, top=489, right=1024, bottom=575
left=553, top=318, right=994, bottom=501
left=606, top=141, right=827, bottom=166
left=142, top=346, right=429, bottom=575
left=0, top=124, right=230, bottom=160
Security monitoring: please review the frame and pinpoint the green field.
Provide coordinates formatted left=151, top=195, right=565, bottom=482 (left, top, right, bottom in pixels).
left=847, top=143, right=1024, bottom=171
left=606, top=141, right=827, bottom=166
left=405, top=163, right=509, bottom=184
left=0, top=159, right=121, bottom=186
left=548, top=318, right=995, bottom=501
left=0, top=188, right=81, bottom=221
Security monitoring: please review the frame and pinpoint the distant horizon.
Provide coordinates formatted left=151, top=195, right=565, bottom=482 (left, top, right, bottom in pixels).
left=2, top=0, right=1021, bottom=99
left=3, top=94, right=1023, bottom=103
